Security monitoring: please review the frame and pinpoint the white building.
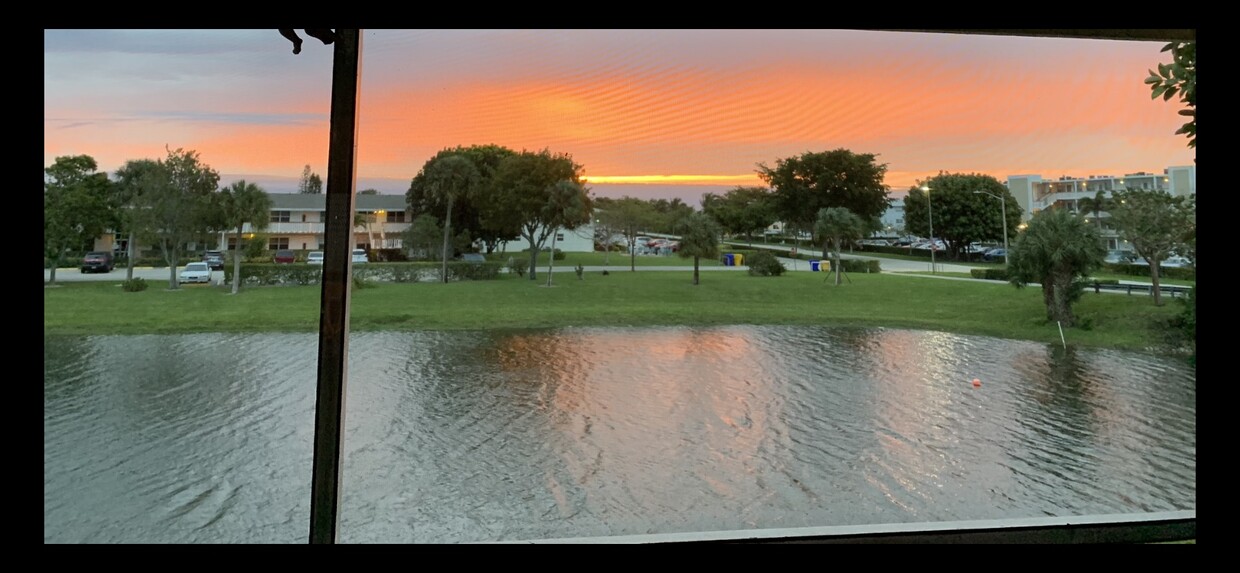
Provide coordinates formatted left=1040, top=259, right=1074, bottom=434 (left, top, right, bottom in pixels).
left=1007, top=165, right=1195, bottom=221
left=496, top=222, right=595, bottom=254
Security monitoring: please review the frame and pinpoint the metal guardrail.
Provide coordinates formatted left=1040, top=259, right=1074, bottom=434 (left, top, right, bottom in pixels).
left=1091, top=281, right=1193, bottom=297
left=494, top=510, right=1195, bottom=544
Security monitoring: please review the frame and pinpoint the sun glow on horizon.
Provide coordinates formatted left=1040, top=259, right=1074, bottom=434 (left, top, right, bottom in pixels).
left=584, top=174, right=763, bottom=186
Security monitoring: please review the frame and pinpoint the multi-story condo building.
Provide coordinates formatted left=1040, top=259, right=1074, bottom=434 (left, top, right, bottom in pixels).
left=1006, top=165, right=1195, bottom=250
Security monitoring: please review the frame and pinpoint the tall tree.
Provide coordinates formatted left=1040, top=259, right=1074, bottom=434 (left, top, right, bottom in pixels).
left=485, top=149, right=591, bottom=280
left=44, top=155, right=115, bottom=285
left=1007, top=208, right=1105, bottom=326
left=595, top=196, right=659, bottom=272
left=132, top=147, right=221, bottom=289
left=675, top=211, right=721, bottom=285
left=542, top=180, right=591, bottom=286
left=215, top=180, right=273, bottom=294
left=813, top=207, right=867, bottom=286
left=1077, top=189, right=1112, bottom=233
left=298, top=164, right=323, bottom=194
left=701, top=186, right=776, bottom=244
left=1107, top=189, right=1195, bottom=306
left=902, top=172, right=1022, bottom=260
left=402, top=214, right=441, bottom=260
left=112, top=159, right=165, bottom=281
left=420, top=155, right=481, bottom=283
left=410, top=145, right=519, bottom=254
left=1146, top=41, right=1196, bottom=151
left=646, top=197, right=696, bottom=234
left=758, top=148, right=891, bottom=243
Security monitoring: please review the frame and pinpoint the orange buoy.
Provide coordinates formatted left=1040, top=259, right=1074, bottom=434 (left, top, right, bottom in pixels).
left=972, top=378, right=981, bottom=387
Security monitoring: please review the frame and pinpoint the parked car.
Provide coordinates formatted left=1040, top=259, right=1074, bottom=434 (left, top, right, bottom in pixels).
left=352, top=249, right=368, bottom=264
left=80, top=251, right=115, bottom=273
left=1162, top=255, right=1192, bottom=268
left=458, top=253, right=486, bottom=264
left=179, top=261, right=212, bottom=284
left=307, top=251, right=325, bottom=265
left=203, top=250, right=225, bottom=270
left=273, top=249, right=296, bottom=264
left=981, top=248, right=1007, bottom=262
left=1104, top=250, right=1138, bottom=264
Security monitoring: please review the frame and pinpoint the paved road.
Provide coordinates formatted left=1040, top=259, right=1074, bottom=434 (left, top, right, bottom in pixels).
left=43, top=255, right=1182, bottom=299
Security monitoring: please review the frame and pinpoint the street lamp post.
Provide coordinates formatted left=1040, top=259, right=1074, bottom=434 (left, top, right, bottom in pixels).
left=921, top=185, right=934, bottom=273
left=973, top=190, right=1008, bottom=266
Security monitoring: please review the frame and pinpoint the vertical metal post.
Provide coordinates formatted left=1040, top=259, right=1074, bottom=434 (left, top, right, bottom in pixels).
left=309, top=29, right=362, bottom=545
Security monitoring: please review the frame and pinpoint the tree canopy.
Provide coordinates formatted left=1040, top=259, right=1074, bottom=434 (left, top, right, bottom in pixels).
left=132, top=147, right=222, bottom=289
left=44, top=155, right=115, bottom=284
left=298, top=165, right=323, bottom=194
left=902, top=172, right=1022, bottom=260
left=675, top=211, right=722, bottom=285
left=1146, top=41, right=1195, bottom=150
left=813, top=207, right=867, bottom=286
left=1107, top=188, right=1195, bottom=306
left=701, top=186, right=776, bottom=243
left=758, top=148, right=890, bottom=237
left=594, top=196, right=661, bottom=272
left=215, top=179, right=272, bottom=294
left=1007, top=208, right=1105, bottom=326
left=486, top=149, right=591, bottom=279
left=409, top=144, right=519, bottom=254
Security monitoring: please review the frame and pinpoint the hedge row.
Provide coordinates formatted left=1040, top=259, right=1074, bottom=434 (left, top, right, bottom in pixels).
left=1101, top=262, right=1195, bottom=281
left=970, top=268, right=1011, bottom=281
left=222, top=262, right=504, bottom=286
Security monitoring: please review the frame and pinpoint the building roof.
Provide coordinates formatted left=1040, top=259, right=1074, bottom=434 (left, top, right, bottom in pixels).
left=267, top=193, right=406, bottom=211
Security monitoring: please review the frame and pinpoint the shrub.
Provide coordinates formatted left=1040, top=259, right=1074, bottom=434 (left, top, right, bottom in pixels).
left=838, top=259, right=881, bottom=273
left=121, top=278, right=148, bottom=292
left=970, top=267, right=1010, bottom=281
left=746, top=251, right=786, bottom=276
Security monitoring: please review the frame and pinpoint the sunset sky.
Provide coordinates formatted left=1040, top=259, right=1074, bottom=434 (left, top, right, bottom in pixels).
left=44, top=29, right=1195, bottom=205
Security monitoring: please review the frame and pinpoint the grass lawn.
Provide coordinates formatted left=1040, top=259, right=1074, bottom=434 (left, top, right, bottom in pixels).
left=894, top=270, right=1196, bottom=287
left=44, top=270, right=1188, bottom=353
left=509, top=251, right=722, bottom=267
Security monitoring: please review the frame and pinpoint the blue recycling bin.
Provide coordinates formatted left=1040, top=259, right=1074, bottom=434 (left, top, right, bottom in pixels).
left=810, top=260, right=821, bottom=272
left=723, top=253, right=735, bottom=266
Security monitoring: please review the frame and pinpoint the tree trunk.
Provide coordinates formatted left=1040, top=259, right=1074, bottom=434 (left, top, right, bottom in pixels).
left=1050, top=273, right=1075, bottom=326
left=48, top=254, right=59, bottom=285
left=126, top=231, right=136, bottom=282
left=629, top=237, right=636, bottom=272
left=693, top=256, right=700, bottom=285
left=232, top=228, right=243, bottom=295
left=833, top=240, right=842, bottom=286
left=161, top=240, right=179, bottom=290
left=441, top=199, right=453, bottom=284
left=545, top=232, right=557, bottom=287
left=1042, top=280, right=1057, bottom=322
left=1150, top=258, right=1163, bottom=306
left=527, top=236, right=539, bottom=280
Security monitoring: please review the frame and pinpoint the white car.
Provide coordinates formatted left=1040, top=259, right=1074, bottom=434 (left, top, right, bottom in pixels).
left=352, top=249, right=368, bottom=264
left=179, top=262, right=212, bottom=284
left=307, top=251, right=325, bottom=265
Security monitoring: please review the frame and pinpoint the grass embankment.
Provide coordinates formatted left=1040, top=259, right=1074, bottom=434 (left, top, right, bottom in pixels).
left=44, top=270, right=1184, bottom=352
left=894, top=270, right=1197, bottom=287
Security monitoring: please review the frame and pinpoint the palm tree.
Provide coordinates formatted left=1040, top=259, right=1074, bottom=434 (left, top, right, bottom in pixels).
left=1007, top=208, right=1105, bottom=325
left=813, top=207, right=866, bottom=286
left=113, top=159, right=165, bottom=281
left=217, top=180, right=272, bottom=294
left=422, top=155, right=481, bottom=283
left=675, top=211, right=722, bottom=285
left=1077, top=190, right=1111, bottom=232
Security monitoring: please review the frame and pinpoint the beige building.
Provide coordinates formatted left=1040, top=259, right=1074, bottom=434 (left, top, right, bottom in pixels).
left=1007, top=165, right=1195, bottom=250
left=221, top=193, right=410, bottom=253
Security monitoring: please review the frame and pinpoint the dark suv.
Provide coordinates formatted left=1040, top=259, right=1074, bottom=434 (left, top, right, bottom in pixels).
left=203, top=250, right=226, bottom=270
left=80, top=251, right=115, bottom=273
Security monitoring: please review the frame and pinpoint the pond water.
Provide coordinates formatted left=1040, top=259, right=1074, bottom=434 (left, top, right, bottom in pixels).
left=43, top=326, right=1196, bottom=543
